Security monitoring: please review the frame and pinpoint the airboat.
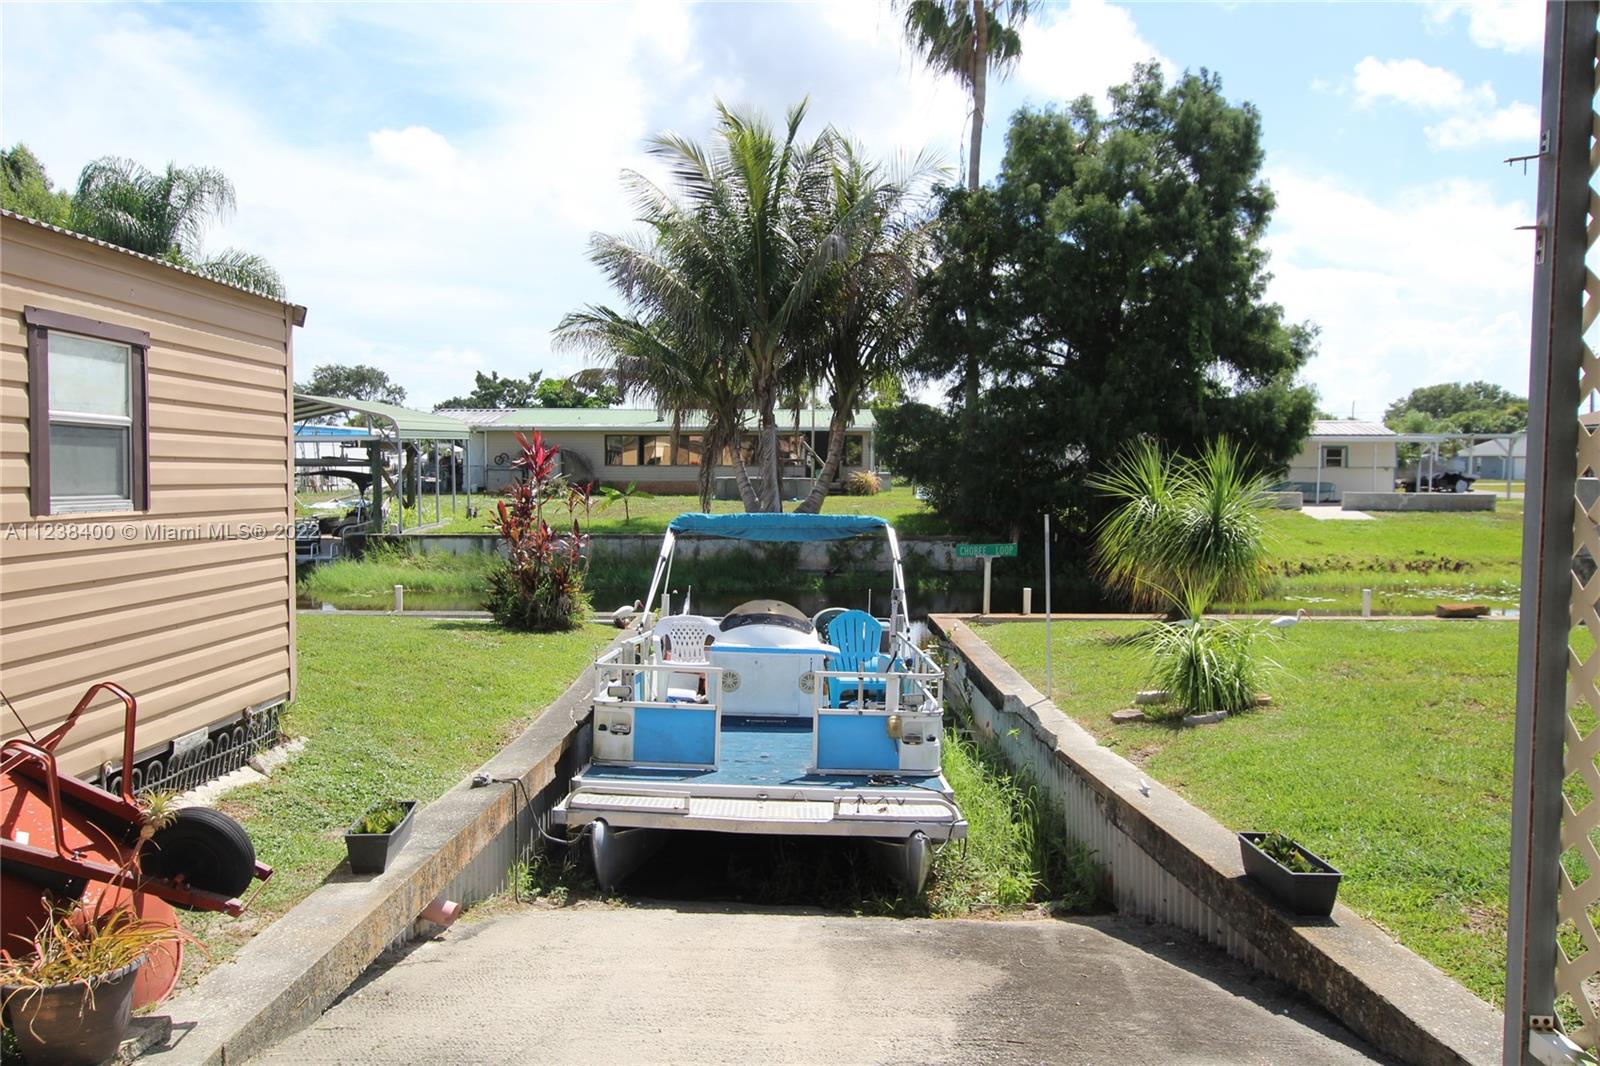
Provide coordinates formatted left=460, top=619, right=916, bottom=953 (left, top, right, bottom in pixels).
left=551, top=513, right=967, bottom=895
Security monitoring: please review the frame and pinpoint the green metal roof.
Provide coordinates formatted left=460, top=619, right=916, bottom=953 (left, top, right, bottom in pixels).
left=294, top=394, right=472, bottom=441
left=435, top=407, right=877, bottom=432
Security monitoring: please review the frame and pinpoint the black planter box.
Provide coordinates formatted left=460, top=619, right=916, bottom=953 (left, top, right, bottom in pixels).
left=344, top=801, right=417, bottom=875
left=1238, top=832, right=1342, bottom=916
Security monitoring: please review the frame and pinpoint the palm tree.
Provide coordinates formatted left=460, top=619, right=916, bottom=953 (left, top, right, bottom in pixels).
left=68, top=157, right=284, bottom=298
left=555, top=307, right=756, bottom=512
left=794, top=143, right=939, bottom=513
left=897, top=0, right=1031, bottom=422
left=573, top=101, right=866, bottom=512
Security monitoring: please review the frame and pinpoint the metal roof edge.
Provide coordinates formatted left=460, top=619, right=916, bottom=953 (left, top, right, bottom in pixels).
left=1, top=209, right=306, bottom=319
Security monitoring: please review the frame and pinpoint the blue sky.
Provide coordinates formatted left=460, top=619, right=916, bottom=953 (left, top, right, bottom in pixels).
left=1, top=1, right=1545, bottom=417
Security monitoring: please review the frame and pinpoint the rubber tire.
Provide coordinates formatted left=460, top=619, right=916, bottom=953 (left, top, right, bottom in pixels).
left=142, top=807, right=256, bottom=903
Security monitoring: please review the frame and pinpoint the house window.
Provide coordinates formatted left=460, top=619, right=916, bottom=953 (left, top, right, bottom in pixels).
left=1320, top=445, right=1347, bottom=469
left=24, top=307, right=150, bottom=516
left=605, top=434, right=640, bottom=466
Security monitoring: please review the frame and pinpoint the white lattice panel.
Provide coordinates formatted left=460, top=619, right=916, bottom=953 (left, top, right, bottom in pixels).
left=1556, top=32, right=1600, bottom=1047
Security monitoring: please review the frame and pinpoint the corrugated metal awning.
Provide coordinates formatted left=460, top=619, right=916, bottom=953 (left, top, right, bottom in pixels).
left=293, top=394, right=471, bottom=441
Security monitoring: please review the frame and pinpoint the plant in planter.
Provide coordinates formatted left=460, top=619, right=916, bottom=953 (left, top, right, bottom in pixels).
left=1238, top=831, right=1343, bottom=916
left=344, top=799, right=418, bottom=875
left=1, top=906, right=184, bottom=1066
left=0, top=794, right=186, bottom=1066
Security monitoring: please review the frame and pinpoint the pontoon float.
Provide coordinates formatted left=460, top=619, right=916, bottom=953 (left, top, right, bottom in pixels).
left=552, top=513, right=967, bottom=895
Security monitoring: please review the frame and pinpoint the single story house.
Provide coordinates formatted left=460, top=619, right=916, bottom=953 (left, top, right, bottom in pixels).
left=440, top=407, right=878, bottom=495
left=1, top=210, right=304, bottom=783
left=1282, top=420, right=1398, bottom=503
left=1463, top=432, right=1526, bottom=481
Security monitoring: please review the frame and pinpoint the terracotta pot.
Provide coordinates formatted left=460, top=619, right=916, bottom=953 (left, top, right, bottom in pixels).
left=2, top=956, right=144, bottom=1066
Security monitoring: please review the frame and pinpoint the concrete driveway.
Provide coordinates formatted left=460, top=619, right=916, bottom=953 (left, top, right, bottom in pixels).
left=250, top=904, right=1389, bottom=1065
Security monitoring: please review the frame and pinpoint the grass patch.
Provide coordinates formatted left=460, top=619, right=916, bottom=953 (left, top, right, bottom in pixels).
left=1237, top=505, right=1523, bottom=615
left=978, top=617, right=1516, bottom=1006
left=181, top=616, right=613, bottom=979
left=517, top=728, right=1101, bottom=917
left=299, top=544, right=494, bottom=610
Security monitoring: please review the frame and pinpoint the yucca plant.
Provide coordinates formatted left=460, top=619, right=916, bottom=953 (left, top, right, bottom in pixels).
left=1136, top=586, right=1278, bottom=718
left=1091, top=437, right=1272, bottom=615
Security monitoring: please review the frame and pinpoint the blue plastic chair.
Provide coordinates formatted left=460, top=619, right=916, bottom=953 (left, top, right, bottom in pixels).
left=826, top=610, right=891, bottom=706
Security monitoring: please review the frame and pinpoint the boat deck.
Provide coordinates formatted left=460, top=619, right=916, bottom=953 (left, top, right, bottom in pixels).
left=579, top=717, right=948, bottom=795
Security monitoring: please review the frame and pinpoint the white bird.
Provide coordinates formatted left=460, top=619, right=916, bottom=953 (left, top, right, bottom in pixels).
left=1137, top=777, right=1151, bottom=797
left=1268, top=609, right=1310, bottom=629
left=611, top=600, right=644, bottom=629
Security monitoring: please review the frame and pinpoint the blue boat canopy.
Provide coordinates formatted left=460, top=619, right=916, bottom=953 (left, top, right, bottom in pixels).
left=667, top=513, right=889, bottom=542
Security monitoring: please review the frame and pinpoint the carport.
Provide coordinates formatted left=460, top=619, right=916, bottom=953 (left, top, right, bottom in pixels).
left=293, top=394, right=472, bottom=535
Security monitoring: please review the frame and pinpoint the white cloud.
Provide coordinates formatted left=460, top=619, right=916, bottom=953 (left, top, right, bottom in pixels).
left=1265, top=167, right=1533, bottom=416
left=1349, top=55, right=1535, bottom=149
left=1016, top=0, right=1174, bottom=105
left=368, top=127, right=460, bottom=180
left=1352, top=57, right=1492, bottom=111
left=1426, top=100, right=1539, bottom=148
left=1425, top=0, right=1544, bottom=54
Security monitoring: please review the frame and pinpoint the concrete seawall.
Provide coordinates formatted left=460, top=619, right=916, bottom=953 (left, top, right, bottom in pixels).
left=1342, top=491, right=1495, bottom=512
left=147, top=648, right=606, bottom=1066
left=930, top=614, right=1500, bottom=1066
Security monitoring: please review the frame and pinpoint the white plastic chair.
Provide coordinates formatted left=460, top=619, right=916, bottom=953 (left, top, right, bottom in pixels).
left=657, top=617, right=715, bottom=702
left=658, top=617, right=714, bottom=664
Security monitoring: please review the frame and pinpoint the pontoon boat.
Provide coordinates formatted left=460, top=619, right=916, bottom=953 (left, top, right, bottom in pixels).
left=552, top=513, right=967, bottom=895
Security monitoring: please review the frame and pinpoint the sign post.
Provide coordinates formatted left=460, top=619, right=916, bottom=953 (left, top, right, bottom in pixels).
left=956, top=542, right=1018, bottom=616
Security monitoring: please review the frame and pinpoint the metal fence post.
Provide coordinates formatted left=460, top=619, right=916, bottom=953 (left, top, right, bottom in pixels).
left=1505, top=4, right=1598, bottom=1062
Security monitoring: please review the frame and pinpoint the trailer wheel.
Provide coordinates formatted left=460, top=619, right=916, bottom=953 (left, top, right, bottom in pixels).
left=142, top=807, right=256, bottom=902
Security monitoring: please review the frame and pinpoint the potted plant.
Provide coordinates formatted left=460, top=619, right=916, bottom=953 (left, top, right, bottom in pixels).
left=1238, top=832, right=1343, bottom=916
left=1, top=791, right=190, bottom=1065
left=344, top=799, right=417, bottom=875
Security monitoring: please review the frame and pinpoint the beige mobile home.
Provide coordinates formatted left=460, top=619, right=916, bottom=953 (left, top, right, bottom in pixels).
left=1, top=211, right=304, bottom=782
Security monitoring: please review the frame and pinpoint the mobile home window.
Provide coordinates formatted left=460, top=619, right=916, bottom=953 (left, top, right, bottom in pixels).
left=24, top=307, right=150, bottom=516
left=1320, top=445, right=1347, bottom=469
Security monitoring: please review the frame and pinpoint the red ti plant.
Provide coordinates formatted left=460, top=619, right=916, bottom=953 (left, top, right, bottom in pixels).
left=485, top=431, right=592, bottom=631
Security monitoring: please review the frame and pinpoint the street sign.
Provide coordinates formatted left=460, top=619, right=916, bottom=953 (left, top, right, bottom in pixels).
left=958, top=543, right=1017, bottom=614
left=956, top=542, right=1018, bottom=559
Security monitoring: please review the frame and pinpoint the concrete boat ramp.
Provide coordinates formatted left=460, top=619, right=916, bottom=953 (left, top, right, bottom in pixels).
left=248, top=904, right=1391, bottom=1065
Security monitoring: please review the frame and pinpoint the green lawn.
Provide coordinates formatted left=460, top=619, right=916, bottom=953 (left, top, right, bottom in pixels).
left=977, top=618, right=1516, bottom=1007
left=1247, top=504, right=1523, bottom=615
left=182, top=617, right=614, bottom=976
left=410, top=485, right=951, bottom=536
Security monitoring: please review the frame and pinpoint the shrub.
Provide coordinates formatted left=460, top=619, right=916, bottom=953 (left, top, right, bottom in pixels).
left=1137, top=617, right=1276, bottom=718
left=484, top=431, right=591, bottom=632
left=845, top=470, right=881, bottom=496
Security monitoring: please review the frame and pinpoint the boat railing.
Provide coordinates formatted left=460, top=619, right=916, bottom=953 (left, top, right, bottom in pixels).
left=592, top=635, right=726, bottom=710
left=809, top=638, right=944, bottom=718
